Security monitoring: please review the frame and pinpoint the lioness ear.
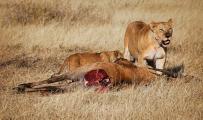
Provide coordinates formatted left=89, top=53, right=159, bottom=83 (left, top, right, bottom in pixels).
left=149, top=22, right=157, bottom=30
left=168, top=18, right=173, bottom=26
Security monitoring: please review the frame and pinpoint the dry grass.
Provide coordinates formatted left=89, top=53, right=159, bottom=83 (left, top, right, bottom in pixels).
left=0, top=0, right=203, bottom=119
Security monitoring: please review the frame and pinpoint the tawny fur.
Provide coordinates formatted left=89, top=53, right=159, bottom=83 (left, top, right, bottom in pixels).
left=60, top=59, right=156, bottom=85
left=17, top=59, right=156, bottom=90
left=55, top=50, right=123, bottom=75
left=124, top=19, right=173, bottom=73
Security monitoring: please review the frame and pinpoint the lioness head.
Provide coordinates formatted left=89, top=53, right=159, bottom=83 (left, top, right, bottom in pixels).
left=100, top=50, right=123, bottom=62
left=149, top=19, right=173, bottom=47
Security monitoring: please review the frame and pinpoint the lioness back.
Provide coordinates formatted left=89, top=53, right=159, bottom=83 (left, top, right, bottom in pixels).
left=54, top=50, right=123, bottom=76
left=67, top=53, right=101, bottom=70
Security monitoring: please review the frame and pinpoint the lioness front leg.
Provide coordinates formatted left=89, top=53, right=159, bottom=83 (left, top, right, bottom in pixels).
left=124, top=48, right=131, bottom=61
left=136, top=55, right=147, bottom=67
left=155, top=57, right=165, bottom=75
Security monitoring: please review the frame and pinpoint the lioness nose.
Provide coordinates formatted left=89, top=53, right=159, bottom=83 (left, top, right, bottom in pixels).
left=165, top=32, right=171, bottom=38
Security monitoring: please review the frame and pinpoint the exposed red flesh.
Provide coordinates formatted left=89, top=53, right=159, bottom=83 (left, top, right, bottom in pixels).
left=84, top=69, right=111, bottom=92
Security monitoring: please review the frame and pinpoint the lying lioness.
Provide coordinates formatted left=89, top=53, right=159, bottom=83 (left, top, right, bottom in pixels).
left=16, top=59, right=157, bottom=92
left=54, top=50, right=123, bottom=76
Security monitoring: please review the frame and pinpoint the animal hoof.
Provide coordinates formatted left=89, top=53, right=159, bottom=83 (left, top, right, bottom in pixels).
left=14, top=83, right=32, bottom=92
left=51, top=73, right=60, bottom=78
left=172, top=73, right=178, bottom=78
left=19, top=83, right=32, bottom=88
left=17, top=86, right=26, bottom=92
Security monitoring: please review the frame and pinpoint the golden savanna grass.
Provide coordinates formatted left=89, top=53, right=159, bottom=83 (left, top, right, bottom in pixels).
left=0, top=0, right=203, bottom=119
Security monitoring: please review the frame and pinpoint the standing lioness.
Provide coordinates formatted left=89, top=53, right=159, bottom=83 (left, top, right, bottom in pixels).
left=124, top=19, right=173, bottom=74
left=54, top=50, right=123, bottom=76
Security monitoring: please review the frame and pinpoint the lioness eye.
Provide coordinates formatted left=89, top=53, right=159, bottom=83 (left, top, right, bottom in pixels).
left=159, top=29, right=164, bottom=32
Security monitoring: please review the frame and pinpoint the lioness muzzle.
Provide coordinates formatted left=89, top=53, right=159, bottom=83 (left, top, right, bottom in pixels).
left=162, top=40, right=170, bottom=45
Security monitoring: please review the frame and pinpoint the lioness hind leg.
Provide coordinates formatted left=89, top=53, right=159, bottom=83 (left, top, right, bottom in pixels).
left=51, top=68, right=63, bottom=78
left=52, top=61, right=67, bottom=77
